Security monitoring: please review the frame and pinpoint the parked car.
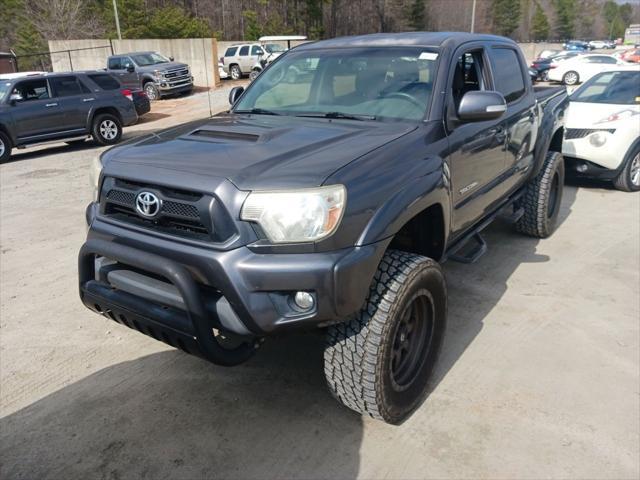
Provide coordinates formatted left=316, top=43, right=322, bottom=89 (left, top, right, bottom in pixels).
left=537, top=49, right=562, bottom=59
left=106, top=51, right=193, bottom=101
left=249, top=35, right=307, bottom=81
left=588, top=40, right=615, bottom=49
left=621, top=48, right=640, bottom=63
left=564, top=40, right=590, bottom=51
left=563, top=68, right=640, bottom=191
left=547, top=54, right=628, bottom=85
left=220, top=44, right=263, bottom=80
left=530, top=51, right=581, bottom=81
left=80, top=32, right=568, bottom=425
left=0, top=71, right=138, bottom=162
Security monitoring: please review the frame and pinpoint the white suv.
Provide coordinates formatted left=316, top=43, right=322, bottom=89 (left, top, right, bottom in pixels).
left=220, top=44, right=263, bottom=80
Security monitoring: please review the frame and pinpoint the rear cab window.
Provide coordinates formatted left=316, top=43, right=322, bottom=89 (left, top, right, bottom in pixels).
left=88, top=74, right=121, bottom=90
left=489, top=47, right=526, bottom=103
left=49, top=76, right=90, bottom=97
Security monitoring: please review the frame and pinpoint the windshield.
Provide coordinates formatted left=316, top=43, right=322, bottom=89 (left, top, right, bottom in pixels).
left=572, top=70, right=640, bottom=105
left=234, top=47, right=439, bottom=121
left=0, top=81, right=12, bottom=101
left=264, top=44, right=286, bottom=53
left=131, top=52, right=170, bottom=66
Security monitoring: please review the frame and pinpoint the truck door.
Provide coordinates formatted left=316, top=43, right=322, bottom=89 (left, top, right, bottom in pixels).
left=487, top=46, right=538, bottom=199
left=446, top=48, right=508, bottom=234
left=8, top=78, right=64, bottom=140
left=108, top=56, right=139, bottom=90
left=48, top=75, right=94, bottom=131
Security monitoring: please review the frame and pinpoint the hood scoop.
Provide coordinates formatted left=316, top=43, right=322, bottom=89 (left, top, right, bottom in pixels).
left=188, top=129, right=260, bottom=143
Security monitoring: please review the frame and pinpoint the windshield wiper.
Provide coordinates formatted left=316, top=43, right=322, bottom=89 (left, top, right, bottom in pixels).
left=234, top=108, right=282, bottom=116
left=296, top=111, right=376, bottom=121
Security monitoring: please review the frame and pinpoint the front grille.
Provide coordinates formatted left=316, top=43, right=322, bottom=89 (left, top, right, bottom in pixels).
left=565, top=128, right=615, bottom=139
left=164, top=68, right=189, bottom=79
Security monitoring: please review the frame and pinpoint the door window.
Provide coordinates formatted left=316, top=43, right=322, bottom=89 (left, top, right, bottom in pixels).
left=122, top=57, right=134, bottom=69
left=225, top=47, right=238, bottom=57
left=239, top=46, right=249, bottom=56
left=489, top=48, right=525, bottom=103
left=108, top=57, right=122, bottom=70
left=88, top=74, right=121, bottom=90
left=251, top=45, right=263, bottom=56
left=12, top=79, right=50, bottom=101
left=451, top=50, right=487, bottom=110
left=49, top=76, right=88, bottom=97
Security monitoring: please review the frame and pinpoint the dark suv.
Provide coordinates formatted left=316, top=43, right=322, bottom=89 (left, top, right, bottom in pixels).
left=0, top=72, right=138, bottom=162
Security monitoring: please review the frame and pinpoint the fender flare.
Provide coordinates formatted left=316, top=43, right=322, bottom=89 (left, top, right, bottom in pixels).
left=356, top=166, right=451, bottom=251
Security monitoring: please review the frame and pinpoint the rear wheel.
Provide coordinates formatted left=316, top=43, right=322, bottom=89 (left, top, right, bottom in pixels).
left=91, top=113, right=122, bottom=146
left=0, top=130, right=11, bottom=163
left=516, top=151, right=565, bottom=238
left=614, top=146, right=640, bottom=192
left=324, top=250, right=447, bottom=425
left=230, top=65, right=241, bottom=80
left=563, top=71, right=579, bottom=85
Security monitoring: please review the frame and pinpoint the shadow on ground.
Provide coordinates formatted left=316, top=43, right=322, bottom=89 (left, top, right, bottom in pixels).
left=0, top=186, right=579, bottom=479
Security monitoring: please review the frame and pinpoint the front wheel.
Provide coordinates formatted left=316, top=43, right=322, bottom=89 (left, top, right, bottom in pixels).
left=614, top=146, right=640, bottom=192
left=324, top=250, right=447, bottom=425
left=249, top=69, right=260, bottom=82
left=563, top=70, right=579, bottom=85
left=144, top=82, right=160, bottom=101
left=91, top=113, right=122, bottom=146
left=516, top=151, right=565, bottom=238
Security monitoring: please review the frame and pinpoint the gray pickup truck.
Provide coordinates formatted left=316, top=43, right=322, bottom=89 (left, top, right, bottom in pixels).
left=107, top=51, right=193, bottom=101
left=81, top=33, right=568, bottom=424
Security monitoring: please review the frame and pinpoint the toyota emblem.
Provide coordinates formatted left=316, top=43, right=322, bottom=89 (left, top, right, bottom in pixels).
left=135, top=191, right=162, bottom=218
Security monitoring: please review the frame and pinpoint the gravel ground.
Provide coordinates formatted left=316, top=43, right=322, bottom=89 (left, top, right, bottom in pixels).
left=0, top=80, right=638, bottom=480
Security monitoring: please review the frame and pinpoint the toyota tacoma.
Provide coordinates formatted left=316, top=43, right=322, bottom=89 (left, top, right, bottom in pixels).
left=80, top=33, right=568, bottom=424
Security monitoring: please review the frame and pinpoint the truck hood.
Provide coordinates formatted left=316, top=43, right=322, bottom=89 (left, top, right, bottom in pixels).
left=103, top=113, right=416, bottom=190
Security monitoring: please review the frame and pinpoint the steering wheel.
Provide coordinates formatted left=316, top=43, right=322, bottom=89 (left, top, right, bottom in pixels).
left=380, top=92, right=423, bottom=110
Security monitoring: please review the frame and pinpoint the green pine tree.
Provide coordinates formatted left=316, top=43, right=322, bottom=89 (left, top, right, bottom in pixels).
left=553, top=0, right=577, bottom=39
left=243, top=10, right=262, bottom=41
left=407, top=0, right=426, bottom=31
left=492, top=0, right=521, bottom=38
left=145, top=6, right=211, bottom=38
left=531, top=1, right=550, bottom=41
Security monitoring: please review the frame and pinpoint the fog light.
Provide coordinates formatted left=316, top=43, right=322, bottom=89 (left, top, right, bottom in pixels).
left=576, top=163, right=588, bottom=173
left=293, top=291, right=314, bottom=310
left=589, top=132, right=607, bottom=147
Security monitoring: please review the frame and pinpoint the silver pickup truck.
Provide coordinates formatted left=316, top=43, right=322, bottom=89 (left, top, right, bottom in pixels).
left=106, top=51, right=193, bottom=101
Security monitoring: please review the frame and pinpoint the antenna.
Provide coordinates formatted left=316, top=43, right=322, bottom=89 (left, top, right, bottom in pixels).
left=202, top=37, right=214, bottom=118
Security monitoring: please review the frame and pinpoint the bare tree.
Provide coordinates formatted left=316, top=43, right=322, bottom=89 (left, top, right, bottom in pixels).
left=25, top=0, right=106, bottom=40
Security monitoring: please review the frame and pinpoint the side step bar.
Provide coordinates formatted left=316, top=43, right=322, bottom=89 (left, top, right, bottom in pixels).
left=448, top=233, right=487, bottom=264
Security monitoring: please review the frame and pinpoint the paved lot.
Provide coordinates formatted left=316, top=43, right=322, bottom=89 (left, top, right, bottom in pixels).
left=1, top=83, right=639, bottom=480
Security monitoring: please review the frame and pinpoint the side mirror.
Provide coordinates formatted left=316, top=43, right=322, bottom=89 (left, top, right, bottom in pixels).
left=126, top=64, right=135, bottom=73
left=169, top=56, right=174, bottom=62
left=458, top=91, right=507, bottom=122
left=229, top=86, right=245, bottom=106
left=9, top=93, right=23, bottom=104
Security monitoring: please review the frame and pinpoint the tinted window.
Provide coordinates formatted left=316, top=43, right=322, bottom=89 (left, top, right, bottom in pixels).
left=452, top=50, right=487, bottom=109
left=88, top=74, right=121, bottom=90
left=122, top=57, right=134, bottom=69
left=239, top=46, right=249, bottom=56
left=108, top=57, right=121, bottom=69
left=572, top=71, right=640, bottom=105
left=490, top=48, right=526, bottom=103
left=225, top=47, right=238, bottom=56
left=12, top=79, right=49, bottom=101
left=251, top=45, right=262, bottom=55
left=49, top=76, right=86, bottom=97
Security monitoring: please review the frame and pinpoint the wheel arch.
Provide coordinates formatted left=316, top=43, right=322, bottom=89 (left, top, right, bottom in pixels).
left=90, top=107, right=123, bottom=128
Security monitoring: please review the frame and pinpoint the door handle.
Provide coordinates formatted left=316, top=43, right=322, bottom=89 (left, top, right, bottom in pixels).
left=45, top=103, right=58, bottom=107
left=83, top=98, right=95, bottom=102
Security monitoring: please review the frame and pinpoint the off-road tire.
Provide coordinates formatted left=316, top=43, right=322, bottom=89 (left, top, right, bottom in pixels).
left=613, top=146, right=640, bottom=192
left=516, top=151, right=565, bottom=238
left=144, top=82, right=160, bottom=101
left=324, top=250, right=447, bottom=425
left=0, top=130, right=11, bottom=163
left=230, top=65, right=241, bottom=80
left=91, top=113, right=122, bottom=146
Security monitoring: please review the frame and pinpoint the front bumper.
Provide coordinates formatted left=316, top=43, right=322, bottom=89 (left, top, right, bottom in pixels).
left=80, top=206, right=389, bottom=352
left=156, top=78, right=193, bottom=94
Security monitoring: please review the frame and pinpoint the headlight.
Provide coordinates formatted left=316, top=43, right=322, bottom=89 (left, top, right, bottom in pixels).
left=90, top=154, right=103, bottom=202
left=241, top=185, right=346, bottom=243
left=589, top=132, right=607, bottom=147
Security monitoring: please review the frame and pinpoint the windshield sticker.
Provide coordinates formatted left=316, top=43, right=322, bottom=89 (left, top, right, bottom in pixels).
left=419, top=52, right=438, bottom=61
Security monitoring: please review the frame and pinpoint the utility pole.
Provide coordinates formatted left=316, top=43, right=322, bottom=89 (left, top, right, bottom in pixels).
left=112, top=0, right=122, bottom=40
left=470, top=0, right=477, bottom=33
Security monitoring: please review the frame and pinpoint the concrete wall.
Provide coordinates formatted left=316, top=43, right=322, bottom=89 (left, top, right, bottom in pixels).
left=48, top=38, right=219, bottom=88
left=518, top=43, right=565, bottom=62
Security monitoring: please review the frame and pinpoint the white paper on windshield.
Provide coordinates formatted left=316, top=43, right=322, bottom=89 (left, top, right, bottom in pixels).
left=419, top=52, right=438, bottom=60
